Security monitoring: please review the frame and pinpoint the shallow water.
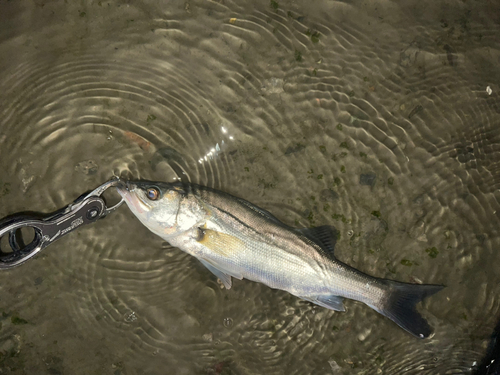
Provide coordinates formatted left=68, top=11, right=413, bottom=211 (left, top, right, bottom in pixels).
left=0, top=0, right=499, bottom=374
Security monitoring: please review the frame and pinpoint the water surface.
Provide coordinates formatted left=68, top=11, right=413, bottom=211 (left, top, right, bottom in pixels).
left=0, top=0, right=499, bottom=374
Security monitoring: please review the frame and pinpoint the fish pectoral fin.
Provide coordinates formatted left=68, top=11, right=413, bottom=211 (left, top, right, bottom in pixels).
left=198, top=257, right=243, bottom=289
left=196, top=227, right=244, bottom=258
left=300, top=294, right=345, bottom=311
left=198, top=259, right=233, bottom=289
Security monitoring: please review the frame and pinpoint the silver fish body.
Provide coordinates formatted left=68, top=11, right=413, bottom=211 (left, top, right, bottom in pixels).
left=117, top=180, right=443, bottom=338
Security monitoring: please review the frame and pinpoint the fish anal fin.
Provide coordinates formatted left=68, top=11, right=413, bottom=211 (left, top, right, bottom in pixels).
left=297, top=225, right=338, bottom=256
left=300, top=294, right=345, bottom=311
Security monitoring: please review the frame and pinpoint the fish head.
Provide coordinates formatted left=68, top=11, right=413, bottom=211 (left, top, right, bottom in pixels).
left=116, top=180, right=189, bottom=238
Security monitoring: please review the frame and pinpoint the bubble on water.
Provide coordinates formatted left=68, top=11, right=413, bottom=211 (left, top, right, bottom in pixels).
left=124, top=311, right=137, bottom=322
left=202, top=333, right=213, bottom=342
left=357, top=327, right=371, bottom=342
left=223, top=317, right=233, bottom=328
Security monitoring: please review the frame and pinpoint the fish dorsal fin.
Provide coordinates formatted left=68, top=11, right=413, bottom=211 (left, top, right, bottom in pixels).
left=297, top=225, right=338, bottom=257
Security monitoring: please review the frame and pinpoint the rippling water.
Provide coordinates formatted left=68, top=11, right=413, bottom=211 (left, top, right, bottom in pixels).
left=1, top=0, right=499, bottom=374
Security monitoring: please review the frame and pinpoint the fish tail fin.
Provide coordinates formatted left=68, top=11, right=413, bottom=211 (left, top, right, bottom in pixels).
left=371, top=281, right=444, bottom=339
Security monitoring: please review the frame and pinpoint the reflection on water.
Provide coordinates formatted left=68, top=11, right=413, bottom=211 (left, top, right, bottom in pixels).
left=0, top=0, right=499, bottom=373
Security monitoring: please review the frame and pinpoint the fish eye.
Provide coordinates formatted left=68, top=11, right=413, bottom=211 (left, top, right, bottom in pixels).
left=146, top=187, right=160, bottom=201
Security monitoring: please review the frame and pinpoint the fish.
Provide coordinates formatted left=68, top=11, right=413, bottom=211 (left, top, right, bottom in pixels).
left=116, top=179, right=444, bottom=338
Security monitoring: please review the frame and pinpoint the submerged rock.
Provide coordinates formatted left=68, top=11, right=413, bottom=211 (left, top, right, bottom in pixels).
left=320, top=189, right=339, bottom=202
left=284, top=143, right=306, bottom=155
left=359, top=173, right=376, bottom=186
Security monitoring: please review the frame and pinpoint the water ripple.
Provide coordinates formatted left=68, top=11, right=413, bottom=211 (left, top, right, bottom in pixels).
left=0, top=0, right=500, bottom=374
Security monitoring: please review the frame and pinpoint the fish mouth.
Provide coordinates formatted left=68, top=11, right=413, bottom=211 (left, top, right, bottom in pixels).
left=116, top=180, right=133, bottom=200
left=116, top=179, right=131, bottom=194
left=116, top=180, right=151, bottom=214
